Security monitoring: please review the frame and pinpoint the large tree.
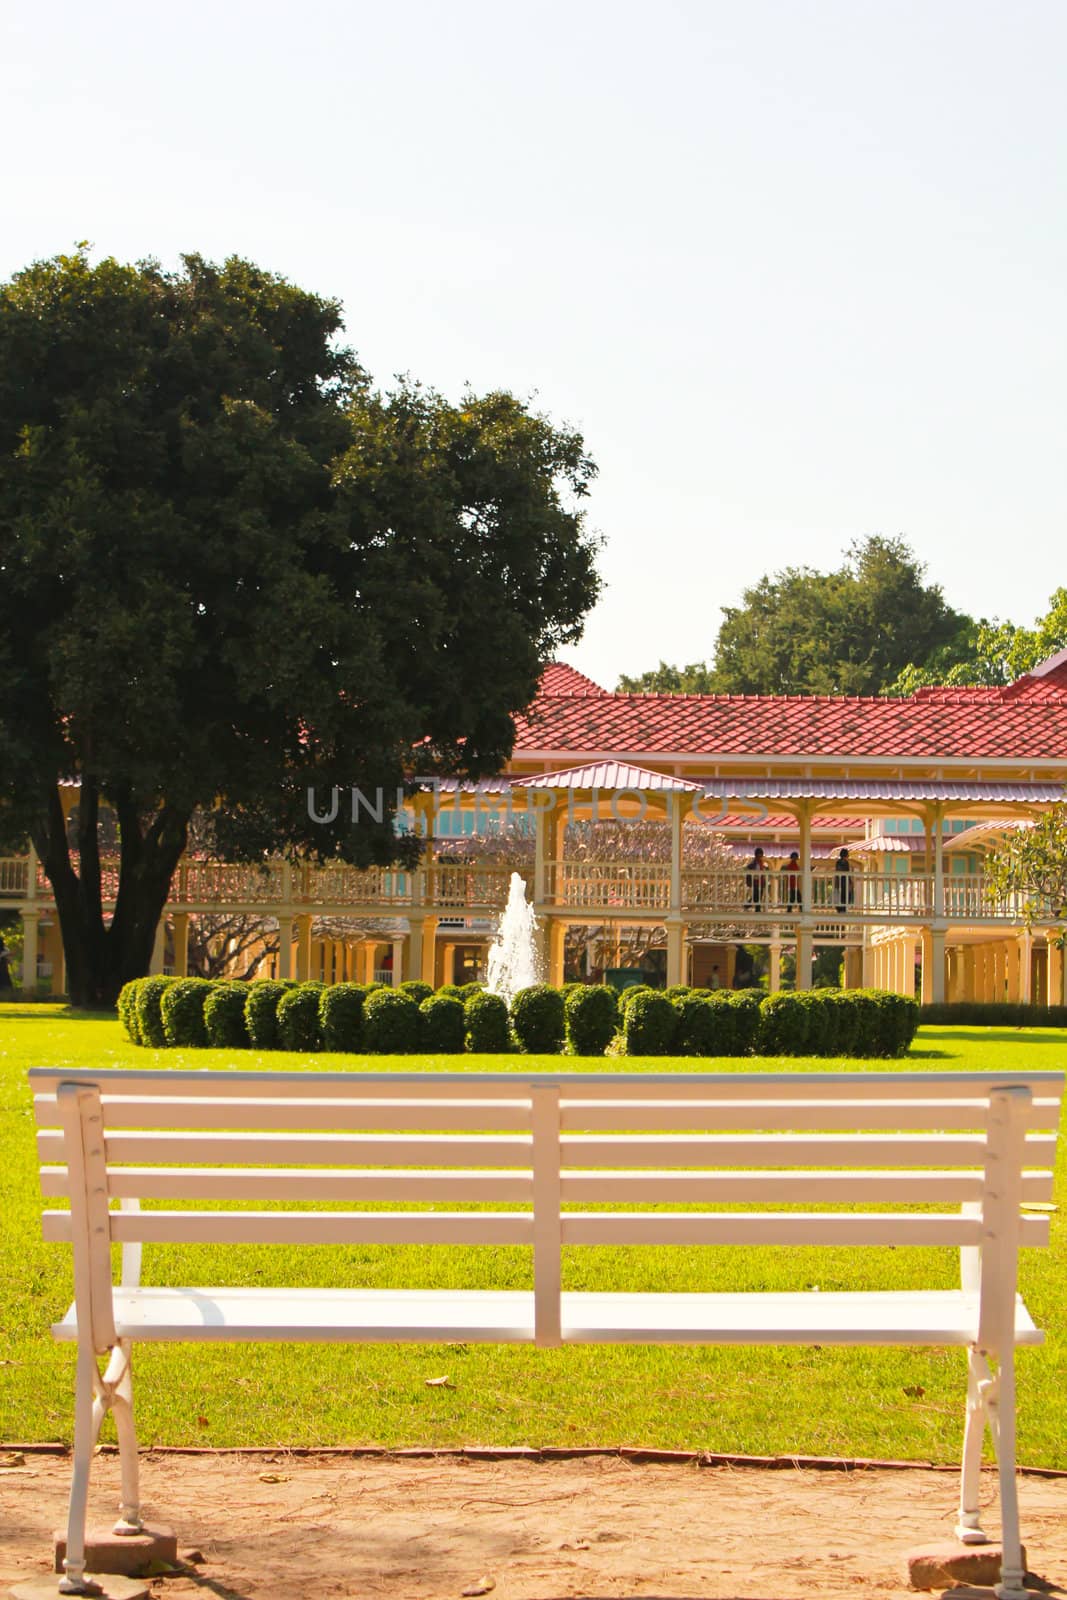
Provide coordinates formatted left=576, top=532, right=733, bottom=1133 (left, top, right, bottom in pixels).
left=889, top=589, right=1067, bottom=693
left=0, top=250, right=600, bottom=1007
left=618, top=535, right=971, bottom=696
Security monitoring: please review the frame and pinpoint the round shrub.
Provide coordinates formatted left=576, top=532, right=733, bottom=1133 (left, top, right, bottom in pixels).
left=796, top=991, right=831, bottom=1055
left=664, top=984, right=692, bottom=1001
left=277, top=982, right=324, bottom=1052
left=160, top=977, right=212, bottom=1049
left=672, top=992, right=722, bottom=1057
left=245, top=981, right=289, bottom=1050
left=117, top=979, right=144, bottom=1044
left=622, top=990, right=678, bottom=1056
left=510, top=984, right=566, bottom=1054
left=319, top=983, right=367, bottom=1052
left=465, top=990, right=510, bottom=1054
left=564, top=984, right=619, bottom=1057
left=848, top=991, right=884, bottom=1057
left=436, top=983, right=465, bottom=1000
left=458, top=981, right=484, bottom=1000
left=758, top=993, right=810, bottom=1055
left=724, top=990, right=763, bottom=1053
left=820, top=990, right=857, bottom=1057
left=399, top=980, right=433, bottom=1006
left=363, top=987, right=423, bottom=1053
left=420, top=993, right=466, bottom=1054
left=134, top=975, right=175, bottom=1049
left=204, top=982, right=250, bottom=1049
left=617, top=983, right=653, bottom=1015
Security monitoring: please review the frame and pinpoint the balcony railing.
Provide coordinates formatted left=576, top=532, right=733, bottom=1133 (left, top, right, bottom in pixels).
left=0, top=855, right=1059, bottom=925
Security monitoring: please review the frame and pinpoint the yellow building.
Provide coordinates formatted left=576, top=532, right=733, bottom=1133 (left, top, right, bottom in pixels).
left=3, top=652, right=1067, bottom=1003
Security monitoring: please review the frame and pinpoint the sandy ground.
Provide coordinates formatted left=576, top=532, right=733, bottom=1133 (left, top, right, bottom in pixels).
left=3, top=1451, right=1067, bottom=1600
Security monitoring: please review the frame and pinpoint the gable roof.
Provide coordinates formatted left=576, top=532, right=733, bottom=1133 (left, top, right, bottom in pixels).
left=521, top=656, right=1067, bottom=762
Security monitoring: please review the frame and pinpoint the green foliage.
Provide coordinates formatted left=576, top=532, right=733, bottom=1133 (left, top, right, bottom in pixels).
left=623, top=991, right=678, bottom=1055
left=671, top=992, right=722, bottom=1056
left=399, top=981, right=433, bottom=1005
left=203, top=982, right=251, bottom=1050
left=821, top=990, right=859, bottom=1055
left=116, top=979, right=143, bottom=1044
left=725, top=990, right=764, bottom=1053
left=564, top=984, right=619, bottom=1056
left=510, top=984, right=566, bottom=1054
left=891, top=588, right=1067, bottom=692
left=617, top=983, right=653, bottom=1015
left=159, top=977, right=212, bottom=1048
left=458, top=982, right=484, bottom=1000
left=363, top=988, right=423, bottom=1053
left=276, top=982, right=324, bottom=1053
left=464, top=991, right=510, bottom=1054
left=134, top=975, right=176, bottom=1048
left=921, top=1001, right=1067, bottom=1027
left=244, top=981, right=290, bottom=1051
left=617, top=661, right=715, bottom=693
left=985, top=806, right=1067, bottom=927
left=319, top=983, right=367, bottom=1052
left=758, top=993, right=810, bottom=1055
left=419, top=993, right=466, bottom=1054
left=0, top=250, right=600, bottom=1008
left=795, top=991, right=831, bottom=1054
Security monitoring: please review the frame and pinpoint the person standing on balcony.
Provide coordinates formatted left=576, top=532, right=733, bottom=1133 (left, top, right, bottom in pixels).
left=779, top=851, right=801, bottom=911
left=744, top=847, right=768, bottom=909
left=833, top=848, right=855, bottom=914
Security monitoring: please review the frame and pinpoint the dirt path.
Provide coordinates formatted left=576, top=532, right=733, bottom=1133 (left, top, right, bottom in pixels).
left=3, top=1452, right=1067, bottom=1599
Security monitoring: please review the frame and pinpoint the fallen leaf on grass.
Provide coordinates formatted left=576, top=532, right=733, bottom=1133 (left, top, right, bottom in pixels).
left=461, top=1579, right=495, bottom=1597
left=425, top=1375, right=453, bottom=1387
left=258, top=1472, right=291, bottom=1483
left=903, top=1385, right=926, bottom=1399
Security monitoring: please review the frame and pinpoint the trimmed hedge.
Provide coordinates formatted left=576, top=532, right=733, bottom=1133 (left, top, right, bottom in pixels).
left=510, top=984, right=566, bottom=1054
left=564, top=984, right=619, bottom=1057
left=203, top=982, right=250, bottom=1049
left=116, top=975, right=920, bottom=1058
left=276, top=982, right=324, bottom=1052
left=420, top=993, right=466, bottom=1054
left=319, top=983, right=367, bottom=1052
left=363, top=987, right=423, bottom=1053
left=623, top=991, right=678, bottom=1055
left=399, top=980, right=433, bottom=1006
left=920, top=1001, right=1067, bottom=1028
left=160, top=977, right=212, bottom=1049
left=617, top=983, right=653, bottom=1015
left=245, top=981, right=290, bottom=1050
left=134, top=975, right=175, bottom=1049
left=465, top=991, right=510, bottom=1053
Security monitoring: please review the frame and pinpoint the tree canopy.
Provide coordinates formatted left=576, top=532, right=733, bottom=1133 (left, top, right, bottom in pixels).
left=618, top=535, right=971, bottom=696
left=984, top=809, right=1067, bottom=931
left=888, top=589, right=1067, bottom=693
left=0, top=249, right=600, bottom=1005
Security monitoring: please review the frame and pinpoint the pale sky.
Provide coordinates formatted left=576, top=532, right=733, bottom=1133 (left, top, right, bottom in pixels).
left=3, top=0, right=1064, bottom=689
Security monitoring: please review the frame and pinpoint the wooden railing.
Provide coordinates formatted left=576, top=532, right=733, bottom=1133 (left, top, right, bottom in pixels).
left=0, top=854, right=1057, bottom=924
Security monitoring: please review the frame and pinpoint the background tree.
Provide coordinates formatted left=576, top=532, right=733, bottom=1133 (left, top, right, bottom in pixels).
left=0, top=250, right=600, bottom=1008
left=984, top=809, right=1067, bottom=936
left=889, top=589, right=1067, bottom=693
left=618, top=535, right=971, bottom=696
left=617, top=661, right=716, bottom=694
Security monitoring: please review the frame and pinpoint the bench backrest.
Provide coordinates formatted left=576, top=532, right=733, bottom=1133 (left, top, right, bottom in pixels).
left=32, top=1067, right=1062, bottom=1350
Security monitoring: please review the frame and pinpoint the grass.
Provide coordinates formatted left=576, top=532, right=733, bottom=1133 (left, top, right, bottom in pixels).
left=1, top=1002, right=1064, bottom=1464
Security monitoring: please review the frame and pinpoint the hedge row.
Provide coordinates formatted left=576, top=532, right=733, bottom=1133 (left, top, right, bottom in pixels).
left=919, top=1001, right=1067, bottom=1027
left=117, top=977, right=918, bottom=1057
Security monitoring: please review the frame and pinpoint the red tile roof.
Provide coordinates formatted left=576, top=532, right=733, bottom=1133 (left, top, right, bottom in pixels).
left=517, top=656, right=1067, bottom=761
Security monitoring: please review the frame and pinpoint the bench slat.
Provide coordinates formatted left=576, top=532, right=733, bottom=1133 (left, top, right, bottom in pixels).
left=42, top=1210, right=534, bottom=1246
left=40, top=1167, right=534, bottom=1202
left=560, top=1212, right=990, bottom=1246
left=48, top=1286, right=1043, bottom=1347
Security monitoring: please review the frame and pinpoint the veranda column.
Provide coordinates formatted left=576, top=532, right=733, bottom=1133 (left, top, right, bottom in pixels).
left=172, top=913, right=189, bottom=979
left=920, top=929, right=934, bottom=1003
left=1019, top=930, right=1033, bottom=1006
left=798, top=803, right=813, bottom=915
left=441, top=942, right=456, bottom=986
left=420, top=916, right=439, bottom=987
left=20, top=909, right=40, bottom=997
left=295, top=915, right=313, bottom=982
left=1050, top=934, right=1067, bottom=1005
left=931, top=929, right=946, bottom=1004
left=665, top=923, right=684, bottom=987
left=548, top=919, right=566, bottom=987
left=796, top=927, right=813, bottom=990
left=390, top=937, right=403, bottom=986
left=277, top=917, right=293, bottom=980
left=769, top=935, right=782, bottom=992
left=407, top=918, right=424, bottom=984
left=1005, top=938, right=1021, bottom=1003
left=962, top=946, right=976, bottom=1001
left=932, top=803, right=945, bottom=919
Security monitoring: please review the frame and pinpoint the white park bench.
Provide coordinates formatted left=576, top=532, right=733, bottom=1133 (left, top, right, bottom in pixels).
left=31, top=1064, right=1063, bottom=1598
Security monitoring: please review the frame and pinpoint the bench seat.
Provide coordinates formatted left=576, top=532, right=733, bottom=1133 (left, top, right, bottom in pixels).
left=53, top=1286, right=1043, bottom=1347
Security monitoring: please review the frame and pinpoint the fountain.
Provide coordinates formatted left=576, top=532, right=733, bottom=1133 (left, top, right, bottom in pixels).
left=486, top=872, right=543, bottom=1005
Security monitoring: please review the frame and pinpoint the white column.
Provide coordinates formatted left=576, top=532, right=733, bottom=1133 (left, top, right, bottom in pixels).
left=799, top=803, right=813, bottom=914
left=172, top=913, right=189, bottom=979
left=769, top=934, right=782, bottom=993
left=21, top=909, right=40, bottom=997
left=666, top=923, right=684, bottom=987
left=933, top=803, right=945, bottom=919
left=390, top=938, right=403, bottom=986
left=149, top=919, right=166, bottom=976
left=1019, top=930, right=1032, bottom=1006
left=796, top=927, right=813, bottom=990
left=669, top=796, right=684, bottom=916
left=277, top=917, right=293, bottom=980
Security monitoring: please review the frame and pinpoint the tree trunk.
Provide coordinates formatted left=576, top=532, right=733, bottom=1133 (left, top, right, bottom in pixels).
left=32, top=782, right=189, bottom=1011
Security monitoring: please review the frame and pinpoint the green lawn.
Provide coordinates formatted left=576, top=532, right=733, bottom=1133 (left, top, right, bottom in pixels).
left=1, top=1003, right=1064, bottom=1464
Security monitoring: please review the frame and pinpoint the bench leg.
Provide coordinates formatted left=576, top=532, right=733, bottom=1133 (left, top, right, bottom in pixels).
left=108, top=1342, right=143, bottom=1535
left=992, top=1349, right=1028, bottom=1600
left=956, top=1346, right=991, bottom=1544
left=58, top=1342, right=97, bottom=1594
